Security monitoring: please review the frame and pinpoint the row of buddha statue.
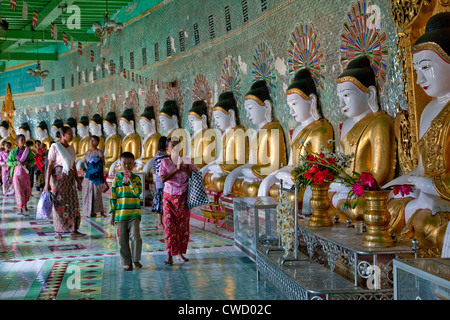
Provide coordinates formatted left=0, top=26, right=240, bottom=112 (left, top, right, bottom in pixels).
left=0, top=13, right=448, bottom=256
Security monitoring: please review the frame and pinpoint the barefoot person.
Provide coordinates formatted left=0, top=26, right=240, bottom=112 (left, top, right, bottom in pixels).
left=44, top=126, right=84, bottom=239
left=0, top=141, right=14, bottom=196
left=159, top=138, right=198, bottom=265
left=151, top=136, right=169, bottom=230
left=7, top=134, right=35, bottom=214
left=82, top=135, right=106, bottom=218
left=109, top=152, right=143, bottom=271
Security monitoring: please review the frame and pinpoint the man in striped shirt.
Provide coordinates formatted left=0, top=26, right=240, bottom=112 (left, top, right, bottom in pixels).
left=109, top=152, right=143, bottom=271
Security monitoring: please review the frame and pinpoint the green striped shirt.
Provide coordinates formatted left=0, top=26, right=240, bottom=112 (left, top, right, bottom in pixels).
left=109, top=172, right=142, bottom=221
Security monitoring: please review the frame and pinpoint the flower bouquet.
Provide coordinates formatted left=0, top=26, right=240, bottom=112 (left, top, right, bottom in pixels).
left=275, top=191, right=295, bottom=257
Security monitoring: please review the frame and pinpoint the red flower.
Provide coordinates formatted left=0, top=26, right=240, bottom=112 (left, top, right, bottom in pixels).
left=304, top=172, right=313, bottom=180
left=307, top=166, right=319, bottom=174
left=327, top=157, right=336, bottom=165
left=359, top=172, right=375, bottom=188
left=393, top=185, right=412, bottom=197
left=306, top=155, right=317, bottom=162
left=319, top=152, right=325, bottom=159
left=352, top=183, right=365, bottom=197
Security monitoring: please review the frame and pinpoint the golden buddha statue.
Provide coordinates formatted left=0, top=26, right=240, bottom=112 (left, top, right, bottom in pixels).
left=258, top=69, right=334, bottom=206
left=326, top=56, right=397, bottom=223
left=108, top=108, right=142, bottom=175
left=18, top=122, right=35, bottom=146
left=223, top=80, right=287, bottom=197
left=35, top=121, right=53, bottom=150
left=89, top=114, right=105, bottom=152
left=159, top=100, right=188, bottom=157
left=136, top=106, right=161, bottom=175
left=384, top=13, right=450, bottom=257
left=75, top=116, right=91, bottom=170
left=187, top=100, right=217, bottom=169
left=202, top=91, right=249, bottom=192
left=64, top=117, right=81, bottom=155
left=103, top=112, right=122, bottom=175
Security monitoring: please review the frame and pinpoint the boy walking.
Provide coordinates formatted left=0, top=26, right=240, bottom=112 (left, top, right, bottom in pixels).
left=109, top=152, right=143, bottom=271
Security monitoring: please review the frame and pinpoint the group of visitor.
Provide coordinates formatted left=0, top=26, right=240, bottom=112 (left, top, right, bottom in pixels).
left=0, top=127, right=197, bottom=272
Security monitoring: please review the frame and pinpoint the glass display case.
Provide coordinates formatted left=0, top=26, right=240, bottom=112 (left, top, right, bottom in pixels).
left=233, top=197, right=279, bottom=261
left=393, top=258, right=450, bottom=300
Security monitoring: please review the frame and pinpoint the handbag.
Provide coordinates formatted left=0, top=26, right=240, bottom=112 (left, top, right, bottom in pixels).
left=36, top=191, right=54, bottom=220
left=186, top=170, right=209, bottom=210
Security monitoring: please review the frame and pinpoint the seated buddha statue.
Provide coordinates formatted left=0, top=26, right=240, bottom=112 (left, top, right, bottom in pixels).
left=384, top=13, right=450, bottom=257
left=188, top=100, right=217, bottom=169
left=325, top=56, right=397, bottom=222
left=35, top=121, right=53, bottom=150
left=223, top=80, right=287, bottom=197
left=108, top=108, right=142, bottom=175
left=103, top=111, right=122, bottom=174
left=257, top=69, right=334, bottom=204
left=75, top=116, right=91, bottom=170
left=89, top=114, right=105, bottom=152
left=50, top=119, right=64, bottom=143
left=136, top=106, right=161, bottom=175
left=18, top=122, right=35, bottom=145
left=159, top=100, right=188, bottom=156
left=0, top=121, right=13, bottom=146
left=64, top=117, right=81, bottom=155
left=201, top=91, right=249, bottom=192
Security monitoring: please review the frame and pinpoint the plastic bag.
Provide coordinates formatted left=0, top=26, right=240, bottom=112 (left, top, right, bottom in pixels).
left=36, top=191, right=54, bottom=220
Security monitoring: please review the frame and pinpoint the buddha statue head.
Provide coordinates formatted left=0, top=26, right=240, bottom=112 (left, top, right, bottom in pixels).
left=139, top=106, right=157, bottom=136
left=103, top=112, right=118, bottom=137
left=18, top=122, right=32, bottom=141
left=336, top=56, right=379, bottom=119
left=65, top=117, right=78, bottom=136
left=244, top=80, right=273, bottom=128
left=287, top=68, right=323, bottom=123
left=77, top=116, right=90, bottom=138
left=89, top=113, right=103, bottom=136
left=159, top=100, right=180, bottom=134
left=0, top=121, right=10, bottom=138
left=188, top=100, right=208, bottom=133
left=213, top=91, right=238, bottom=132
left=412, top=12, right=450, bottom=99
left=119, top=108, right=136, bottom=136
left=51, top=119, right=64, bottom=140
left=36, top=121, right=49, bottom=140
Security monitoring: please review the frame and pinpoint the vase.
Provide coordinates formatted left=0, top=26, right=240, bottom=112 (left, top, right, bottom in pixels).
left=309, top=182, right=333, bottom=227
left=362, top=190, right=394, bottom=247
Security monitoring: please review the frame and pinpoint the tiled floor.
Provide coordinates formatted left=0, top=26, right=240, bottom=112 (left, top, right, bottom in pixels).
left=0, top=190, right=286, bottom=300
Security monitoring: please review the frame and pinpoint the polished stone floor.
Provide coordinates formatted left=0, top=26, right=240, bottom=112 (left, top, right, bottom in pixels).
left=0, top=189, right=286, bottom=300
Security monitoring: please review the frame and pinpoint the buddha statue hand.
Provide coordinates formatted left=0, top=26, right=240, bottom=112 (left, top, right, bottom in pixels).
left=142, top=158, right=154, bottom=176
left=329, top=182, right=351, bottom=208
left=275, top=170, right=294, bottom=188
left=242, top=167, right=261, bottom=183
left=135, top=159, right=144, bottom=169
left=223, top=164, right=251, bottom=195
left=108, top=159, right=120, bottom=176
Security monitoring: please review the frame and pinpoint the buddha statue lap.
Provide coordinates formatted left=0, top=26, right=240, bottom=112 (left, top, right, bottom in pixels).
left=103, top=112, right=122, bottom=175
left=201, top=91, right=249, bottom=192
left=64, top=117, right=81, bottom=155
left=188, top=100, right=217, bottom=169
left=108, top=109, right=142, bottom=175
left=223, top=80, right=287, bottom=198
left=35, top=121, right=53, bottom=150
left=383, top=13, right=450, bottom=257
left=75, top=116, right=91, bottom=170
left=89, top=114, right=105, bottom=152
left=136, top=106, right=161, bottom=176
left=258, top=69, right=334, bottom=204
left=323, top=56, right=397, bottom=222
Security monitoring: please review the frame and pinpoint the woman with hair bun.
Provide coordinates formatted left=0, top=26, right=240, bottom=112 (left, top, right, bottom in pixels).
left=44, top=126, right=84, bottom=239
left=7, top=134, right=35, bottom=214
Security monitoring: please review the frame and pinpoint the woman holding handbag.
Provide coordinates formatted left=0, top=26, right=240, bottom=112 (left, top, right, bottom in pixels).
left=44, top=126, right=84, bottom=239
left=159, top=138, right=199, bottom=265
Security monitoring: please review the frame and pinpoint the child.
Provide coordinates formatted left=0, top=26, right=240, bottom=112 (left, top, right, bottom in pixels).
left=0, top=141, right=14, bottom=196
left=151, top=136, right=169, bottom=230
left=109, top=152, right=143, bottom=271
left=7, top=135, right=35, bottom=214
left=82, top=135, right=106, bottom=218
left=34, top=140, right=46, bottom=192
left=26, top=140, right=36, bottom=190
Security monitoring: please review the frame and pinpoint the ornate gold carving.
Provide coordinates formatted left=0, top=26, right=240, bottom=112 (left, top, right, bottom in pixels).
left=336, top=76, right=370, bottom=93
left=1, top=84, right=17, bottom=148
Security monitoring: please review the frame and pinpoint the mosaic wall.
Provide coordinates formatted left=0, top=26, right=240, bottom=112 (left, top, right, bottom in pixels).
left=2, top=0, right=404, bottom=156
